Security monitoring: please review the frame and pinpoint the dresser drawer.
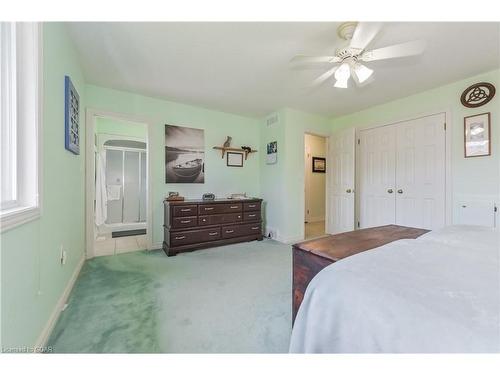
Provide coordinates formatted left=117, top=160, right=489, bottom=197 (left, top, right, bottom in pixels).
left=222, top=223, right=262, bottom=239
left=170, top=227, right=221, bottom=246
left=243, top=212, right=260, bottom=222
left=198, top=203, right=242, bottom=215
left=243, top=202, right=261, bottom=211
left=171, top=216, right=198, bottom=228
left=199, top=213, right=242, bottom=226
left=173, top=205, right=198, bottom=217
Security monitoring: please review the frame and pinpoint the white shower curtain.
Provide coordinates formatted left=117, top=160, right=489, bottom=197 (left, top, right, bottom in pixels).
left=95, top=150, right=107, bottom=226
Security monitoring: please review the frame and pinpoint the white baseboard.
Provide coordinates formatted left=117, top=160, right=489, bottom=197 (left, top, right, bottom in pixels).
left=150, top=242, right=163, bottom=251
left=35, top=254, right=85, bottom=348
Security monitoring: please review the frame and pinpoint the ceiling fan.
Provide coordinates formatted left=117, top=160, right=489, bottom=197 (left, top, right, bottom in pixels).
left=291, top=22, right=426, bottom=89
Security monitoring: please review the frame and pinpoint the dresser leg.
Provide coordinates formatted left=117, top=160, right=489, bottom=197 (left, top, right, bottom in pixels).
left=163, top=242, right=177, bottom=256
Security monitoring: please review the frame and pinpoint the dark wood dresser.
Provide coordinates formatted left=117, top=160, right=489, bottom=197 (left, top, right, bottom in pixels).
left=292, top=225, right=429, bottom=324
left=163, top=198, right=263, bottom=256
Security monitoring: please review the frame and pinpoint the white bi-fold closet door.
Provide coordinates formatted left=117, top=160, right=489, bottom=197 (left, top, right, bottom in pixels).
left=359, top=113, right=446, bottom=230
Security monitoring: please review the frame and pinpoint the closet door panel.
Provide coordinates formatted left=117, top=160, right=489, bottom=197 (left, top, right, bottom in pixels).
left=359, top=125, right=396, bottom=228
left=395, top=114, right=445, bottom=230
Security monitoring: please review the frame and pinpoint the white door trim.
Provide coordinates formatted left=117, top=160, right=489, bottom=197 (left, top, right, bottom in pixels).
left=354, top=109, right=452, bottom=228
left=85, top=108, right=154, bottom=259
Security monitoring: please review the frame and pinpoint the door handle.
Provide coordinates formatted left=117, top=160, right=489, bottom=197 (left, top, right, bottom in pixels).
left=397, top=189, right=403, bottom=194
left=346, top=189, right=352, bottom=193
left=387, top=189, right=393, bottom=194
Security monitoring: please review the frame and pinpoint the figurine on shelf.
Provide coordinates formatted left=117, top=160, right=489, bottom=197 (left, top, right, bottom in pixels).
left=223, top=136, right=232, bottom=148
left=241, top=146, right=252, bottom=153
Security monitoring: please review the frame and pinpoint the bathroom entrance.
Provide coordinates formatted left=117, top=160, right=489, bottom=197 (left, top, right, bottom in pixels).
left=87, top=113, right=151, bottom=257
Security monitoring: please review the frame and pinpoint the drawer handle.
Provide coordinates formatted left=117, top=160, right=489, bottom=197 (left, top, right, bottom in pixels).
left=180, top=208, right=191, bottom=212
left=248, top=204, right=256, bottom=208
left=237, top=215, right=241, bottom=219
left=180, top=220, right=191, bottom=224
left=175, top=236, right=186, bottom=240
left=204, top=207, right=214, bottom=211
left=226, top=230, right=234, bottom=233
left=248, top=214, right=256, bottom=217
left=208, top=232, right=218, bottom=236
left=251, top=227, right=260, bottom=230
left=230, top=206, right=239, bottom=209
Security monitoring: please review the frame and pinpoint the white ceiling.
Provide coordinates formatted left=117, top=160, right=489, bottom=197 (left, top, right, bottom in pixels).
left=67, top=22, right=500, bottom=118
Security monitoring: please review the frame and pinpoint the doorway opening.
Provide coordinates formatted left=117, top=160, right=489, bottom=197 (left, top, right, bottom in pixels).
left=304, top=133, right=327, bottom=240
left=90, top=114, right=150, bottom=257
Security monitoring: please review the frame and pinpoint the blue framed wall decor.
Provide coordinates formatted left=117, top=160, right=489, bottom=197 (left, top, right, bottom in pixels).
left=64, top=75, right=80, bottom=155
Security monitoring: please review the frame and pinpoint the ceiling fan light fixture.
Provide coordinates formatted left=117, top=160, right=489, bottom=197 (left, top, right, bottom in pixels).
left=334, top=62, right=351, bottom=88
left=353, top=63, right=373, bottom=83
left=334, top=78, right=349, bottom=88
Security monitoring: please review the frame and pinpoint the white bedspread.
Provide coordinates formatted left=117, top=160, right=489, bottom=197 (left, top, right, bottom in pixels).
left=289, top=226, right=500, bottom=353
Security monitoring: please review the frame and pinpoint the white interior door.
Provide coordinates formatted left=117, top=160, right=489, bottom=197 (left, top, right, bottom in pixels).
left=359, top=125, right=397, bottom=228
left=329, top=128, right=355, bottom=234
left=395, top=113, right=446, bottom=229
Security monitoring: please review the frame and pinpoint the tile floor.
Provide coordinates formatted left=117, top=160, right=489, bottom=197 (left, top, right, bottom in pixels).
left=94, top=234, right=148, bottom=256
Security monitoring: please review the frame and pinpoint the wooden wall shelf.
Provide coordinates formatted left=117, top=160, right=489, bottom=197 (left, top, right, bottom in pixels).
left=213, top=146, right=258, bottom=160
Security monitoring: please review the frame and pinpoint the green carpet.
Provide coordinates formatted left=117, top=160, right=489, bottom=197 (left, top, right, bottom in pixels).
left=47, top=239, right=292, bottom=353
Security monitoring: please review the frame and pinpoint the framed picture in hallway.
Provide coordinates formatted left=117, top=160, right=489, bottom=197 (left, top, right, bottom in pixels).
left=312, top=157, right=326, bottom=173
left=165, top=125, right=205, bottom=183
left=64, top=75, right=80, bottom=155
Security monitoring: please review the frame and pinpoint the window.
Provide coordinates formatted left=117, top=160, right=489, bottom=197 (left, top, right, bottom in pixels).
left=0, top=22, right=42, bottom=232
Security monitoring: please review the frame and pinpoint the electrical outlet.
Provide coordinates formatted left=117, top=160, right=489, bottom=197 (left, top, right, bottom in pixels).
left=60, top=245, right=67, bottom=265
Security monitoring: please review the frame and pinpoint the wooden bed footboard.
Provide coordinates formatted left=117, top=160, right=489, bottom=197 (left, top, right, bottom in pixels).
left=292, top=225, right=429, bottom=325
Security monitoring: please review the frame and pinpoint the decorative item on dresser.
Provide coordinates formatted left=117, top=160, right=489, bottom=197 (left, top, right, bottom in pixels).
left=292, top=225, right=429, bottom=324
left=163, top=198, right=263, bottom=256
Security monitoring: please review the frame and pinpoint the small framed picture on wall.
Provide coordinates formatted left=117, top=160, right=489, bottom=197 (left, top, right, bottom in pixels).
left=227, top=152, right=244, bottom=167
left=312, top=157, right=326, bottom=173
left=464, top=112, right=491, bottom=158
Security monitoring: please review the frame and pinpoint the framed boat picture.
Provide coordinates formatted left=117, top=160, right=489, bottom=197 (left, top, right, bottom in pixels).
left=464, top=112, right=491, bottom=158
left=165, top=125, right=205, bottom=183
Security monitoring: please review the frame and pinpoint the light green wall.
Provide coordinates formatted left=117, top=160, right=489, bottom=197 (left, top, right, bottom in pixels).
left=1, top=23, right=86, bottom=348
left=330, top=69, right=500, bottom=223
left=95, top=117, right=147, bottom=139
left=260, top=108, right=330, bottom=242
left=85, top=85, right=261, bottom=246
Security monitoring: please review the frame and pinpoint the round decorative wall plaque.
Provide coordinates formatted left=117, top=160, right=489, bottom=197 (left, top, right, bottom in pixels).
left=460, top=82, right=496, bottom=108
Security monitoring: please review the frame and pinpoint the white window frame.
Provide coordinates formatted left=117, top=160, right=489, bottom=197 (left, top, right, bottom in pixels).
left=0, top=22, right=43, bottom=232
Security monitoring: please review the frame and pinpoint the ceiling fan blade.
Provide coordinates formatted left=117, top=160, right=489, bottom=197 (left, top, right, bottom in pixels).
left=290, top=55, right=341, bottom=64
left=310, top=66, right=339, bottom=87
left=360, top=40, right=426, bottom=61
left=349, top=22, right=383, bottom=51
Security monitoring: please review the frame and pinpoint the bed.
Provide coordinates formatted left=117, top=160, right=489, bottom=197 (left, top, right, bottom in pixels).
left=289, top=225, right=500, bottom=353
